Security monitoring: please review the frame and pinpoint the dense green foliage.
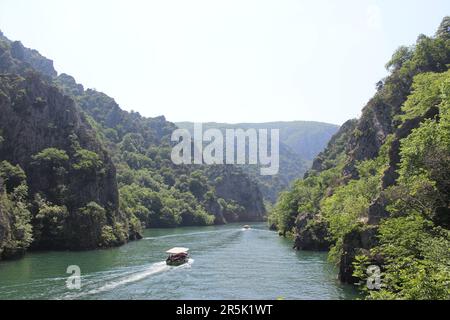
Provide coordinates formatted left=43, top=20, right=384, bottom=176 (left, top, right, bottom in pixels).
left=0, top=29, right=265, bottom=260
left=322, top=153, right=388, bottom=262
left=353, top=71, right=450, bottom=299
left=54, top=70, right=265, bottom=229
left=0, top=161, right=33, bottom=259
left=0, top=62, right=132, bottom=252
left=354, top=214, right=450, bottom=300
left=268, top=164, right=341, bottom=235
left=269, top=18, right=450, bottom=300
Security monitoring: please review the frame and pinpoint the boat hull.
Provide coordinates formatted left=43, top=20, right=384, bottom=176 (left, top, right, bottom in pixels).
left=166, top=258, right=188, bottom=266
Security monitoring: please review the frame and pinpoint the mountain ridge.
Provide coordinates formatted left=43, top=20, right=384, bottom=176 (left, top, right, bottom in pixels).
left=176, top=121, right=339, bottom=161
left=176, top=121, right=339, bottom=202
left=0, top=30, right=266, bottom=260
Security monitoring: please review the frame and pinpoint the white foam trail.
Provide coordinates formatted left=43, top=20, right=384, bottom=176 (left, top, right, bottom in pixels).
left=86, top=262, right=169, bottom=295
left=64, top=259, right=194, bottom=299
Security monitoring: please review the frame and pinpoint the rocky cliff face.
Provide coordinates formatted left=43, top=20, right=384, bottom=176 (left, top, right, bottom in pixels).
left=286, top=18, right=450, bottom=285
left=0, top=179, right=11, bottom=259
left=293, top=213, right=330, bottom=251
left=342, top=37, right=450, bottom=180
left=10, top=41, right=57, bottom=78
left=54, top=59, right=267, bottom=225
left=338, top=227, right=379, bottom=283
left=0, top=73, right=130, bottom=250
left=56, top=74, right=266, bottom=224
left=0, top=32, right=139, bottom=253
left=0, top=30, right=266, bottom=237
left=344, top=95, right=402, bottom=174
left=307, top=119, right=358, bottom=175
left=207, top=166, right=266, bottom=223
left=0, top=35, right=56, bottom=79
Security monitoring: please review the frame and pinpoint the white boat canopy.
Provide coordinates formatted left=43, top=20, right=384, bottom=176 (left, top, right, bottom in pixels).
left=166, top=247, right=189, bottom=254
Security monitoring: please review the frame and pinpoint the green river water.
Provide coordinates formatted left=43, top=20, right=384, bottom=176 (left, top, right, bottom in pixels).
left=0, top=223, right=357, bottom=300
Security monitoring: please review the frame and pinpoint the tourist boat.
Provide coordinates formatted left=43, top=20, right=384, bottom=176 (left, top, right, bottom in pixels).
left=243, top=225, right=251, bottom=229
left=166, top=247, right=189, bottom=266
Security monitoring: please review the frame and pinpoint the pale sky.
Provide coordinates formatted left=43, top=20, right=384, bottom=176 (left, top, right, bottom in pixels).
left=0, top=1, right=449, bottom=125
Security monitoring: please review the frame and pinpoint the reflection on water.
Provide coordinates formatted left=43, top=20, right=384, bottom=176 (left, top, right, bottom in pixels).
left=0, top=223, right=357, bottom=300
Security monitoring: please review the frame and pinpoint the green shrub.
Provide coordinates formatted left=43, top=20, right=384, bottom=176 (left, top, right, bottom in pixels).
left=79, top=202, right=106, bottom=223
left=72, top=148, right=103, bottom=172
left=99, top=225, right=117, bottom=247
left=33, top=194, right=68, bottom=244
left=0, top=160, right=26, bottom=192
left=32, top=148, right=69, bottom=165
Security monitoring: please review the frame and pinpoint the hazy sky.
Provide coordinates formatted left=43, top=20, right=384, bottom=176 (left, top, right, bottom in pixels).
left=0, top=1, right=449, bottom=125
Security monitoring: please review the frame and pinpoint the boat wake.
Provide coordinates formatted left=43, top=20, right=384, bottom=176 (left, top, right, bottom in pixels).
left=63, top=259, right=193, bottom=299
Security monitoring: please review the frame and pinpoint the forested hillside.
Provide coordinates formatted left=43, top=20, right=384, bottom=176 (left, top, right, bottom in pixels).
left=269, top=17, right=450, bottom=299
left=176, top=122, right=339, bottom=161
left=0, top=31, right=265, bottom=260
left=176, top=122, right=338, bottom=202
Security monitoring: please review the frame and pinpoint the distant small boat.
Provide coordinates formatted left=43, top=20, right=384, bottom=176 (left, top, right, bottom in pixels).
left=243, top=225, right=251, bottom=230
left=166, top=247, right=189, bottom=266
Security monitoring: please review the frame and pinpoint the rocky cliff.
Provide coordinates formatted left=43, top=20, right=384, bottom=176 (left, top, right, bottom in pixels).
left=0, top=33, right=140, bottom=256
left=54, top=72, right=266, bottom=225
left=270, top=17, right=450, bottom=296
left=206, top=166, right=266, bottom=223
left=307, top=119, right=358, bottom=175
left=0, top=72, right=132, bottom=251
left=0, top=30, right=266, bottom=256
